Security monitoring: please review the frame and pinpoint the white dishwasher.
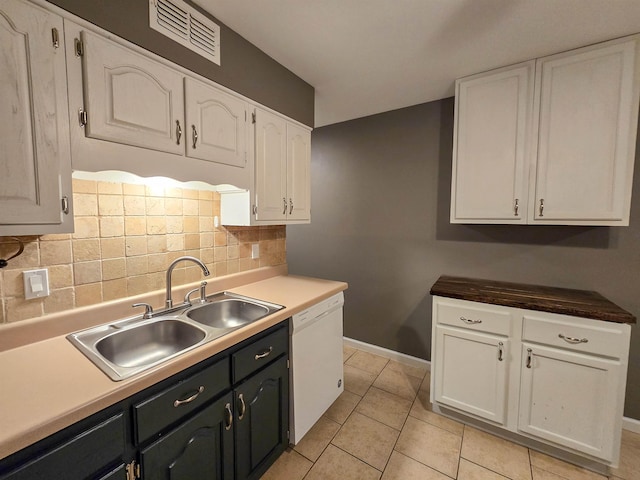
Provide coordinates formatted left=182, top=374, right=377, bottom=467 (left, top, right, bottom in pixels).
left=290, top=292, right=344, bottom=444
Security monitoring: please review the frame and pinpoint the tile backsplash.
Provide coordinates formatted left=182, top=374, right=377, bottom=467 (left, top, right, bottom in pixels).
left=0, top=179, right=285, bottom=324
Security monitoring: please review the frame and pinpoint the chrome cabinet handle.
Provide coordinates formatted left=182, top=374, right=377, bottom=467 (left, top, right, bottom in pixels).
left=61, top=196, right=70, bottom=215
left=192, top=125, right=198, bottom=149
left=237, top=393, right=246, bottom=420
left=282, top=197, right=287, bottom=215
left=498, top=342, right=504, bottom=361
left=173, top=385, right=205, bottom=407
left=514, top=199, right=519, bottom=216
left=539, top=199, right=544, bottom=217
left=255, top=346, right=273, bottom=360
left=558, top=333, right=588, bottom=344
left=460, top=316, right=482, bottom=325
left=224, top=403, right=233, bottom=430
left=176, top=120, right=182, bottom=145
left=51, top=27, right=59, bottom=48
left=289, top=198, right=293, bottom=215
left=526, top=348, right=533, bottom=368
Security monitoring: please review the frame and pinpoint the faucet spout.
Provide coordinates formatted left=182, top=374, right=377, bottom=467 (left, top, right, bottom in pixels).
left=165, top=256, right=210, bottom=308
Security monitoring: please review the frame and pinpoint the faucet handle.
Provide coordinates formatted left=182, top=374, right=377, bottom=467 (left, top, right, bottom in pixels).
left=132, top=303, right=154, bottom=319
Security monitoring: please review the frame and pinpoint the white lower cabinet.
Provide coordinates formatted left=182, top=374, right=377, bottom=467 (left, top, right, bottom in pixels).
left=431, top=295, right=631, bottom=467
left=434, top=326, right=509, bottom=425
left=518, top=342, right=622, bottom=460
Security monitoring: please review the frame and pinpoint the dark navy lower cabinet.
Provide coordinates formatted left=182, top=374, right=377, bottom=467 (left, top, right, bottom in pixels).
left=0, top=322, right=289, bottom=480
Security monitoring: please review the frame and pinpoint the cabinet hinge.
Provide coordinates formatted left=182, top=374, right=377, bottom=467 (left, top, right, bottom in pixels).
left=126, top=460, right=140, bottom=480
left=51, top=28, right=59, bottom=49
left=251, top=112, right=256, bottom=124
left=74, top=38, right=84, bottom=57
left=78, top=108, right=88, bottom=127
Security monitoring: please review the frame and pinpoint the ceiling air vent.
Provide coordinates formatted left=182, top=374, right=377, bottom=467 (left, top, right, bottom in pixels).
left=149, top=0, right=221, bottom=65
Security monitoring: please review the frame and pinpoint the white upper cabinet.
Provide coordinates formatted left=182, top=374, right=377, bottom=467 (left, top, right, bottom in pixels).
left=255, top=108, right=288, bottom=222
left=451, top=35, right=640, bottom=226
left=80, top=30, right=184, bottom=155
left=0, top=0, right=73, bottom=235
left=221, top=108, right=311, bottom=225
left=451, top=62, right=534, bottom=224
left=185, top=77, right=248, bottom=167
left=531, top=39, right=639, bottom=224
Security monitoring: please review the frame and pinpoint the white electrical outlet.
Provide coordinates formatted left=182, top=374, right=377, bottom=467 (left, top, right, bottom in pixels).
left=251, top=244, right=260, bottom=259
left=23, top=268, right=50, bottom=299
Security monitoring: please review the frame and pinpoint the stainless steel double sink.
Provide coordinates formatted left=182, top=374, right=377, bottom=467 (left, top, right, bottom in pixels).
left=67, top=292, right=283, bottom=381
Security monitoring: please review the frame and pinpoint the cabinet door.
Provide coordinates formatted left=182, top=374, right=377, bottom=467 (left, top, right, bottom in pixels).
left=434, top=325, right=508, bottom=425
left=518, top=343, right=622, bottom=460
left=286, top=123, right=311, bottom=222
left=80, top=30, right=184, bottom=155
left=451, top=62, right=534, bottom=224
left=185, top=78, right=248, bottom=167
left=235, top=356, right=289, bottom=480
left=531, top=38, right=639, bottom=224
left=140, top=393, right=234, bottom=480
left=0, top=0, right=72, bottom=230
left=254, top=109, right=287, bottom=222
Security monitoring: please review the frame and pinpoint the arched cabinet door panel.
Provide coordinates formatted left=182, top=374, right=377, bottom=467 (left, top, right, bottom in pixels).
left=0, top=0, right=72, bottom=233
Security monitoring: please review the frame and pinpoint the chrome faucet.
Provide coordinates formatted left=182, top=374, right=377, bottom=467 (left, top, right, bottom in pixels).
left=165, top=256, right=210, bottom=308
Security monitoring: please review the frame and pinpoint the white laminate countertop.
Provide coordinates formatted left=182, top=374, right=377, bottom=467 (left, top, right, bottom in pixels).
left=0, top=269, right=347, bottom=459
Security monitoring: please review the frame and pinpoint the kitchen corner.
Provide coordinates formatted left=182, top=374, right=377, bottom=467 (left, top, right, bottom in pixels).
left=0, top=265, right=347, bottom=460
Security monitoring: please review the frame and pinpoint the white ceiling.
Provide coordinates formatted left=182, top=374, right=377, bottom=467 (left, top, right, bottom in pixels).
left=193, top=0, right=640, bottom=127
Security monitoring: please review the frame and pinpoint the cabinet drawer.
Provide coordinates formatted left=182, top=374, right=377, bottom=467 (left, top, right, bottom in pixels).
left=232, top=326, right=288, bottom=383
left=435, top=298, right=511, bottom=336
left=134, top=357, right=230, bottom=444
left=522, top=315, right=626, bottom=358
left=2, top=413, right=124, bottom=480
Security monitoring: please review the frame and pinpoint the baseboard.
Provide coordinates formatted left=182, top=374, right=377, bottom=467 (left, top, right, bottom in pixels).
left=343, top=337, right=430, bottom=371
left=623, top=416, right=640, bottom=434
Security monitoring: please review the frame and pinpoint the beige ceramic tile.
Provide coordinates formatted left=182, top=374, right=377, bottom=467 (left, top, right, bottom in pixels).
left=127, top=275, right=150, bottom=296
left=102, top=258, right=126, bottom=281
left=5, top=297, right=43, bottom=322
left=419, top=371, right=431, bottom=393
left=167, top=234, right=185, bottom=252
left=305, top=444, right=381, bottom=480
left=461, top=426, right=532, bottom=480
left=124, top=217, right=146, bottom=236
left=122, top=183, right=145, bottom=196
left=48, top=265, right=73, bottom=289
left=74, top=261, right=102, bottom=285
left=458, top=458, right=511, bottom=479
left=147, top=235, right=167, bottom=254
left=72, top=239, right=101, bottom=262
left=395, top=416, right=462, bottom=478
left=332, top=412, right=398, bottom=471
left=346, top=350, right=389, bottom=376
left=146, top=216, right=167, bottom=235
left=40, top=240, right=72, bottom=266
left=372, top=364, right=422, bottom=401
left=165, top=197, right=183, bottom=216
left=183, top=200, right=199, bottom=217
left=530, top=451, right=606, bottom=480
left=73, top=217, right=100, bottom=239
left=166, top=216, right=184, bottom=234
left=410, top=388, right=464, bottom=435
left=356, top=387, right=412, bottom=430
left=43, top=288, right=74, bottom=314
left=72, top=193, right=98, bottom=216
left=101, top=237, right=125, bottom=259
left=532, top=465, right=571, bottom=479
left=103, top=278, right=127, bottom=301
left=123, top=195, right=146, bottom=216
left=261, top=448, right=313, bottom=480
left=381, top=451, right=450, bottom=480
left=125, top=236, right=148, bottom=257
left=126, top=256, right=149, bottom=276
left=145, top=196, right=165, bottom=215
left=97, top=181, right=122, bottom=195
left=2, top=269, right=25, bottom=297
left=98, top=195, right=124, bottom=216
left=293, top=415, right=340, bottom=462
left=324, top=391, right=362, bottom=425
left=610, top=429, right=640, bottom=480
left=75, top=283, right=103, bottom=307
left=344, top=364, right=378, bottom=396
left=2, top=240, right=38, bottom=269
left=72, top=178, right=97, bottom=193
left=99, top=217, right=124, bottom=237
left=343, top=344, right=358, bottom=362
left=386, top=360, right=429, bottom=380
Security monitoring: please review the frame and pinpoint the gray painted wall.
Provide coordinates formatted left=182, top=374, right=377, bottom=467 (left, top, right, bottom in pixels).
left=286, top=98, right=640, bottom=419
left=46, top=0, right=314, bottom=126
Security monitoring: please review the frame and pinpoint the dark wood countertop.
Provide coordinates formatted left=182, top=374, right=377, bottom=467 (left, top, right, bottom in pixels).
left=430, top=276, right=636, bottom=324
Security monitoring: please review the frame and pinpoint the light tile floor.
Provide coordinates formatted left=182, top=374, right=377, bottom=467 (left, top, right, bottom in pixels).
left=262, top=345, right=640, bottom=480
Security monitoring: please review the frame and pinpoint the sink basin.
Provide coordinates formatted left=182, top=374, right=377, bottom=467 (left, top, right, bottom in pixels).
left=186, top=299, right=270, bottom=329
left=67, top=292, right=283, bottom=381
left=95, top=320, right=206, bottom=368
